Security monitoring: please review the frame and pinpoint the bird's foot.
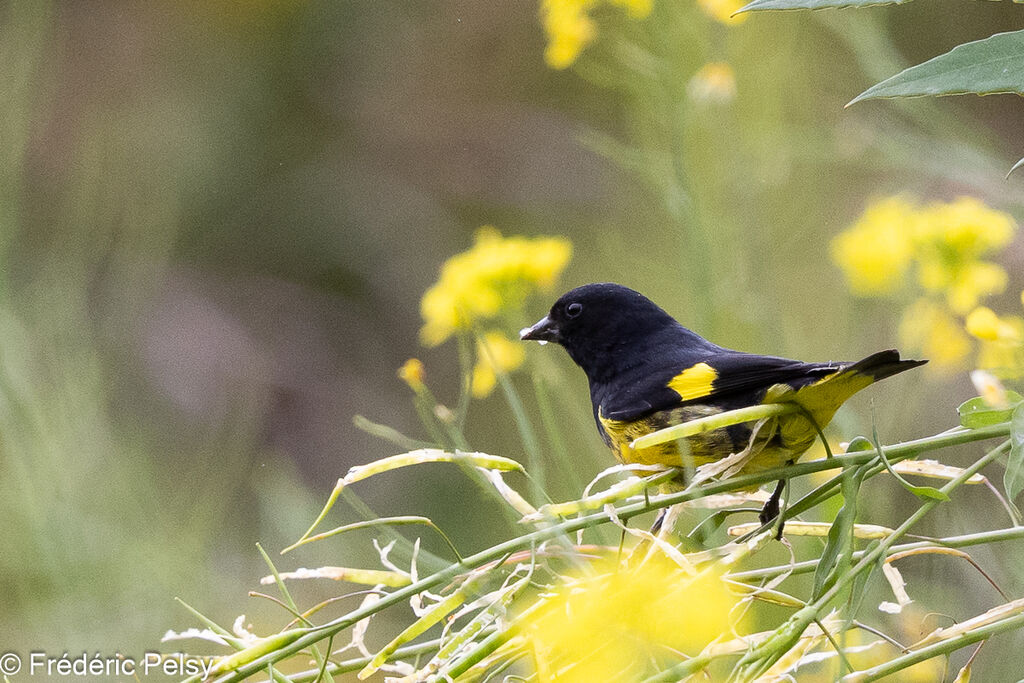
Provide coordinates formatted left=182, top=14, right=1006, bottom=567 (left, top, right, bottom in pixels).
left=759, top=479, right=786, bottom=539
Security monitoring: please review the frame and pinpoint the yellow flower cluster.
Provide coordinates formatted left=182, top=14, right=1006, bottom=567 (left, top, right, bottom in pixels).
left=540, top=0, right=652, bottom=69
left=832, top=196, right=1014, bottom=309
left=523, top=558, right=736, bottom=681
left=420, top=227, right=572, bottom=347
left=830, top=196, right=918, bottom=296
left=832, top=196, right=1019, bottom=373
left=419, top=227, right=572, bottom=396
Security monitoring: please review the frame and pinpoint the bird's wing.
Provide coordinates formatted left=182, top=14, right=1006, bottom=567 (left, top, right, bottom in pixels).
left=599, top=352, right=844, bottom=423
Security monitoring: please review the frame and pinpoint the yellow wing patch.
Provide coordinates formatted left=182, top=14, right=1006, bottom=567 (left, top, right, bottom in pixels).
left=667, top=362, right=718, bottom=401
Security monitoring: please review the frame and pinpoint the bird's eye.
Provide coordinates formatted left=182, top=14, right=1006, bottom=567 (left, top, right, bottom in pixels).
left=566, top=302, right=583, bottom=318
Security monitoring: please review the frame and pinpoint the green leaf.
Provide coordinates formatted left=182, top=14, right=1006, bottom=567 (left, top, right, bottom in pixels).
left=872, top=425, right=949, bottom=501
left=958, top=392, right=1024, bottom=429
left=1005, top=403, right=1024, bottom=503
left=813, top=465, right=862, bottom=600
left=845, top=436, right=875, bottom=452
left=850, top=30, right=1024, bottom=105
left=736, top=0, right=908, bottom=12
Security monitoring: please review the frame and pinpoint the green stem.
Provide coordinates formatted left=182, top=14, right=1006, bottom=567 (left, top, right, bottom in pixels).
left=495, top=368, right=546, bottom=501
left=843, top=612, right=1024, bottom=683
left=454, top=331, right=473, bottom=430
left=642, top=651, right=716, bottom=682
left=728, top=525, right=1024, bottom=583
left=211, top=423, right=1010, bottom=682
left=257, top=545, right=334, bottom=683
left=531, top=372, right=573, bottom=491
left=732, top=439, right=1012, bottom=681
left=252, top=635, right=467, bottom=683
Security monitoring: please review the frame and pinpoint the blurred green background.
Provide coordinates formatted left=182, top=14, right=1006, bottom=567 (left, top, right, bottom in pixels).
left=2, top=0, right=1024, bottom=679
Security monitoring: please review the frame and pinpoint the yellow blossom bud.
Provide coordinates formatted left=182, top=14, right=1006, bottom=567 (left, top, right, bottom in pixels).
left=965, top=306, right=1022, bottom=343
left=397, top=358, right=426, bottom=391
left=965, top=307, right=1002, bottom=341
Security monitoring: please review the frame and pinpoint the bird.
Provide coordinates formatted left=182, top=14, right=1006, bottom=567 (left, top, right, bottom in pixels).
left=520, top=282, right=927, bottom=533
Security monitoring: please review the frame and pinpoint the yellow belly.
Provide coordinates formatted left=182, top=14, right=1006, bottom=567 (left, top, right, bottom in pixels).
left=598, top=402, right=815, bottom=478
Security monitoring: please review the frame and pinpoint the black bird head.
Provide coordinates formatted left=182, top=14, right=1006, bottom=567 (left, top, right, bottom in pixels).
left=521, top=283, right=716, bottom=383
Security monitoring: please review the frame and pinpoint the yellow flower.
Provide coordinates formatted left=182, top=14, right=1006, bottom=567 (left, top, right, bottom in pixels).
left=912, top=197, right=1015, bottom=312
left=397, top=358, right=426, bottom=392
left=687, top=61, right=737, bottom=104
left=541, top=0, right=596, bottom=70
left=471, top=331, right=527, bottom=397
left=916, top=196, right=1015, bottom=256
left=898, top=299, right=972, bottom=372
left=697, top=0, right=748, bottom=24
left=540, top=0, right=652, bottom=69
left=419, top=227, right=572, bottom=346
left=969, top=309, right=1024, bottom=374
left=522, top=558, right=736, bottom=682
left=921, top=259, right=1007, bottom=315
left=965, top=306, right=1021, bottom=343
left=831, top=197, right=918, bottom=296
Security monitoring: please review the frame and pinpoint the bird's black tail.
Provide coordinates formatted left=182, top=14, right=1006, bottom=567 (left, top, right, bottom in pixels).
left=847, top=350, right=928, bottom=382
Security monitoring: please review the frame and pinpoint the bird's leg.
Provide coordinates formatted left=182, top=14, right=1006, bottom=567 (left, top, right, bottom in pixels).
left=759, top=478, right=787, bottom=539
left=650, top=507, right=667, bottom=535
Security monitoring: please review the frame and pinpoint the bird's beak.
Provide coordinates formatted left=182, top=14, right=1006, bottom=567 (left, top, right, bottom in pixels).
left=520, top=315, right=561, bottom=345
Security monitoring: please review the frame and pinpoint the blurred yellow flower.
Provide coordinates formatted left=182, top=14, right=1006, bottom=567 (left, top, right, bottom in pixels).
left=687, top=61, right=737, bottom=104
left=540, top=0, right=652, bottom=69
left=541, top=0, right=596, bottom=70
left=697, top=0, right=748, bottom=24
left=899, top=299, right=972, bottom=372
left=978, top=339, right=1024, bottom=375
left=912, top=197, right=1015, bottom=313
left=471, top=331, right=527, bottom=397
left=830, top=197, right=917, bottom=295
left=523, top=559, right=736, bottom=681
left=397, top=358, right=426, bottom=392
left=965, top=306, right=1024, bottom=374
left=916, top=196, right=1015, bottom=256
left=965, top=306, right=1021, bottom=343
left=919, top=258, right=1007, bottom=314
left=971, top=312, right=1024, bottom=375
left=834, top=195, right=1019, bottom=372
left=834, top=196, right=1015, bottom=307
left=419, top=227, right=572, bottom=346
